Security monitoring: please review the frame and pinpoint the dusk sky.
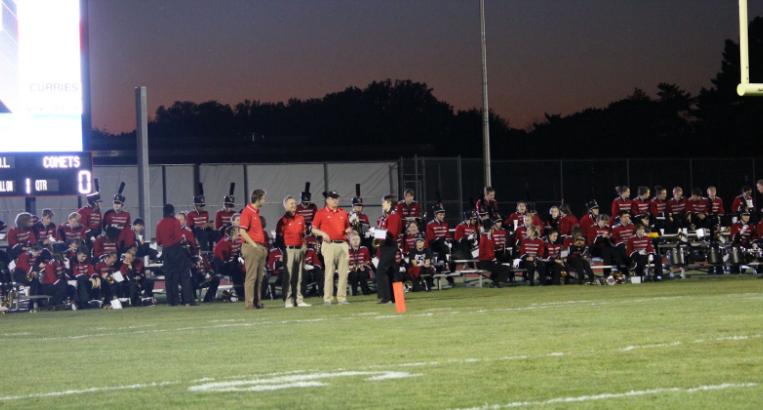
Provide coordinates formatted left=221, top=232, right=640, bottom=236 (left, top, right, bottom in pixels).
left=88, top=0, right=763, bottom=134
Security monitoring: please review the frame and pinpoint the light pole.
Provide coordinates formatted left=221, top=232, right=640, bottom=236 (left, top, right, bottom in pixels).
left=479, top=0, right=492, bottom=186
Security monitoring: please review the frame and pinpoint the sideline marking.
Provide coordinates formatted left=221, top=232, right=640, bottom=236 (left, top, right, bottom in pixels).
left=445, top=383, right=758, bottom=410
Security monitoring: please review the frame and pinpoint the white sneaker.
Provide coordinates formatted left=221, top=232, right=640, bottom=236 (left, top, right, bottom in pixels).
left=296, top=301, right=311, bottom=307
left=284, top=300, right=295, bottom=308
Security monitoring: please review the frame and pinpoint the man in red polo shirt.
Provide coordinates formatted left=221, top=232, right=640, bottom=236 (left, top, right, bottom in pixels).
left=156, top=204, right=196, bottom=306
left=276, top=195, right=311, bottom=308
left=311, top=190, right=352, bottom=305
left=240, top=188, right=268, bottom=310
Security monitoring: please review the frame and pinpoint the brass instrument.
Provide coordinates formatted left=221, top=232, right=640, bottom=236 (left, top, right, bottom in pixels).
left=107, top=274, right=115, bottom=285
left=1, top=288, right=14, bottom=313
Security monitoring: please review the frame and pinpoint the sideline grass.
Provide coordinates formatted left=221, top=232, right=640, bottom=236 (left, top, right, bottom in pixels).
left=2, top=276, right=763, bottom=409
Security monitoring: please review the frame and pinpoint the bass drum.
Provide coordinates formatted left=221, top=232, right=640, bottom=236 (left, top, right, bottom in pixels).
left=707, top=247, right=724, bottom=265
left=668, top=247, right=687, bottom=266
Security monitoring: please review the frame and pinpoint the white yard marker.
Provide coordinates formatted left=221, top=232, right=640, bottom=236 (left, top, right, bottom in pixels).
left=445, top=383, right=757, bottom=410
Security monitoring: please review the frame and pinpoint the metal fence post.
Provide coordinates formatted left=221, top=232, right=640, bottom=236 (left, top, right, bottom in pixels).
left=560, top=160, right=564, bottom=202
left=243, top=164, right=249, bottom=203
left=323, top=162, right=329, bottom=198
left=457, top=156, right=463, bottom=219
left=626, top=159, right=630, bottom=188
left=422, top=158, right=428, bottom=211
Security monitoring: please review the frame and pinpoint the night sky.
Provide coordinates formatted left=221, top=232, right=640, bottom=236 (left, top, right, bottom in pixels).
left=88, top=0, right=763, bottom=134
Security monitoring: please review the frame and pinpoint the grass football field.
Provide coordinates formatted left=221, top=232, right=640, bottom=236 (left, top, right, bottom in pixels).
left=2, top=275, right=763, bottom=409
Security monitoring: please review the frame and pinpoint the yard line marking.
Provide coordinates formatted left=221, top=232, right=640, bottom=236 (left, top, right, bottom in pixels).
left=188, top=371, right=423, bottom=393
left=445, top=382, right=757, bottom=410
left=622, top=341, right=682, bottom=351
left=0, top=381, right=182, bottom=402
left=352, top=312, right=380, bottom=316
left=0, top=332, right=30, bottom=336
left=363, top=353, right=565, bottom=371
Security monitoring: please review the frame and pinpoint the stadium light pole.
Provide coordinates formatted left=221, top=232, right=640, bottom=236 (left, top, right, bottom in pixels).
left=479, top=0, right=492, bottom=187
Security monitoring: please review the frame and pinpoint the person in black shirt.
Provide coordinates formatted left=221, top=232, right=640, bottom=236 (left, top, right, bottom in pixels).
left=408, top=236, right=434, bottom=291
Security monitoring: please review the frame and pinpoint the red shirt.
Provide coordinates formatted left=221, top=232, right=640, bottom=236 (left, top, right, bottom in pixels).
left=8, top=227, right=37, bottom=249
left=519, top=237, right=545, bottom=258
left=214, top=236, right=240, bottom=263
left=707, top=196, right=725, bottom=215
left=348, top=246, right=372, bottom=271
left=478, top=232, right=495, bottom=262
left=57, top=223, right=87, bottom=243
left=631, top=198, right=651, bottom=217
left=16, top=252, right=40, bottom=274
left=186, top=209, right=209, bottom=228
left=240, top=204, right=266, bottom=245
left=731, top=195, right=754, bottom=214
left=586, top=224, right=611, bottom=248
left=492, top=228, right=507, bottom=252
left=559, top=214, right=578, bottom=236
left=32, top=221, right=57, bottom=243
left=215, top=209, right=237, bottom=230
left=181, top=226, right=200, bottom=256
left=72, top=259, right=96, bottom=277
left=276, top=212, right=306, bottom=247
left=650, top=197, right=667, bottom=217
left=612, top=197, right=633, bottom=217
left=544, top=239, right=563, bottom=260
left=579, top=213, right=596, bottom=239
left=668, top=197, right=688, bottom=215
left=268, top=248, right=283, bottom=272
left=102, top=209, right=131, bottom=231
left=426, top=220, right=451, bottom=243
left=395, top=201, right=421, bottom=219
left=378, top=211, right=403, bottom=242
left=118, top=228, right=139, bottom=251
left=731, top=222, right=756, bottom=245
left=44, top=260, right=66, bottom=285
left=156, top=216, right=183, bottom=248
left=296, top=203, right=318, bottom=227
left=627, top=234, right=654, bottom=256
left=611, top=222, right=635, bottom=246
left=120, top=259, right=145, bottom=279
left=687, top=198, right=709, bottom=214
left=454, top=223, right=476, bottom=242
left=312, top=206, right=350, bottom=241
left=304, top=249, right=323, bottom=268
left=94, top=261, right=116, bottom=277
left=77, top=205, right=102, bottom=232
left=92, top=237, right=117, bottom=259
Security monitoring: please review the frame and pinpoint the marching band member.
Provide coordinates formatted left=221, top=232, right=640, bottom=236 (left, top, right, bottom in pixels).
left=78, top=180, right=103, bottom=243
left=275, top=195, right=310, bottom=308
left=491, top=217, right=510, bottom=263
left=32, top=209, right=57, bottom=246
left=348, top=233, right=373, bottom=296
left=373, top=195, right=404, bottom=304
left=578, top=201, right=600, bottom=240
left=559, top=204, right=578, bottom=237
left=650, top=186, right=669, bottom=233
left=8, top=212, right=36, bottom=260
left=92, top=227, right=120, bottom=260
left=477, top=219, right=512, bottom=288
left=586, top=214, right=617, bottom=276
left=731, top=186, right=754, bottom=215
left=731, top=209, right=756, bottom=245
left=505, top=201, right=529, bottom=232
left=513, top=214, right=537, bottom=247
left=475, top=186, right=499, bottom=216
left=213, top=226, right=246, bottom=301
left=118, top=218, right=157, bottom=259
left=518, top=225, right=545, bottom=286
left=402, top=222, right=425, bottom=254
left=611, top=186, right=633, bottom=222
left=157, top=204, right=196, bottom=307
left=626, top=223, right=663, bottom=281
left=707, top=186, right=726, bottom=225
left=687, top=188, right=710, bottom=228
left=611, top=211, right=636, bottom=273
left=454, top=211, right=478, bottom=259
left=395, top=188, right=422, bottom=222
left=667, top=187, right=690, bottom=231
left=543, top=230, right=568, bottom=285
left=13, top=243, right=45, bottom=297
left=349, top=186, right=371, bottom=245
left=187, top=185, right=215, bottom=251
left=546, top=206, right=562, bottom=234
left=71, top=246, right=97, bottom=308
left=177, top=213, right=200, bottom=257
left=102, top=183, right=131, bottom=234
left=120, top=249, right=154, bottom=306
left=296, top=182, right=318, bottom=228
left=426, top=203, right=452, bottom=270
left=191, top=253, right=218, bottom=303
left=215, top=183, right=237, bottom=231
left=41, top=243, right=76, bottom=306
left=303, top=241, right=324, bottom=297
left=631, top=186, right=651, bottom=227
left=57, top=212, right=87, bottom=243
left=564, top=226, right=596, bottom=284
left=93, top=252, right=119, bottom=306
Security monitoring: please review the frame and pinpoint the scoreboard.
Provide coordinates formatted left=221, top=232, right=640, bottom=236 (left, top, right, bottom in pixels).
left=0, top=152, right=93, bottom=197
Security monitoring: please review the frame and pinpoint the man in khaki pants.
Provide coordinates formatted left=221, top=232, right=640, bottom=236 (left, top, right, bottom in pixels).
left=311, top=191, right=352, bottom=305
left=240, top=189, right=268, bottom=310
left=275, top=196, right=311, bottom=308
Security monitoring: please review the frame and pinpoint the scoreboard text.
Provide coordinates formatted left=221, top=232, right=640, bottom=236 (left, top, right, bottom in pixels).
left=0, top=153, right=93, bottom=197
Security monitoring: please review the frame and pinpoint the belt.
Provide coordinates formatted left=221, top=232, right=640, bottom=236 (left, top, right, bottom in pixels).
left=331, top=240, right=346, bottom=244
left=285, top=245, right=302, bottom=249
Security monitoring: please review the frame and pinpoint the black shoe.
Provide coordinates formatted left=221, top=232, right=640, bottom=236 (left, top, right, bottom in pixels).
left=378, top=299, right=392, bottom=304
left=184, top=302, right=200, bottom=306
